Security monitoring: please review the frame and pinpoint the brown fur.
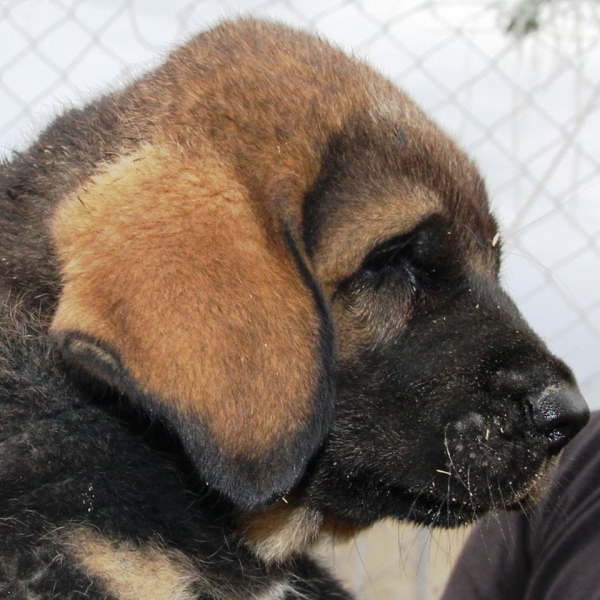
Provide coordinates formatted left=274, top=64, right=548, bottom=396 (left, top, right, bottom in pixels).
left=52, top=144, right=320, bottom=458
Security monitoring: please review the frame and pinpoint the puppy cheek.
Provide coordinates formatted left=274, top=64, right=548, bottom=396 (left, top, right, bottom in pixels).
left=331, top=288, right=411, bottom=359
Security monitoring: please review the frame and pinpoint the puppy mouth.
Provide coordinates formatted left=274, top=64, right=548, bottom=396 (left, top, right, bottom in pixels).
left=316, top=473, right=551, bottom=530
left=304, top=446, right=557, bottom=529
left=390, top=473, right=551, bottom=528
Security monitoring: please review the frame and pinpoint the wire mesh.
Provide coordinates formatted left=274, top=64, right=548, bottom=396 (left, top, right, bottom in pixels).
left=1, top=1, right=599, bottom=598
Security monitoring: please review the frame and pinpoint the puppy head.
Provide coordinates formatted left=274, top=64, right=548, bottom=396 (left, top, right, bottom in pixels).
left=49, top=19, right=588, bottom=531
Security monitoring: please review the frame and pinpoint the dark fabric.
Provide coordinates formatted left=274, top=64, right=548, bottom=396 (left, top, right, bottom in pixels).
left=443, top=410, right=600, bottom=600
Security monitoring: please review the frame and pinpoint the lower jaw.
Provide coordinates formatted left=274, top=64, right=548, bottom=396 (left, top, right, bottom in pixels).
left=316, top=487, right=540, bottom=530
left=305, top=460, right=555, bottom=531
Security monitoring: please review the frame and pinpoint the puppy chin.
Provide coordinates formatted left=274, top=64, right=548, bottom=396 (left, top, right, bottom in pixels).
left=506, top=455, right=561, bottom=512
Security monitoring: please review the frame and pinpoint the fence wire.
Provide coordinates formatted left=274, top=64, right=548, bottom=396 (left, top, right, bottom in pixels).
left=1, top=1, right=599, bottom=598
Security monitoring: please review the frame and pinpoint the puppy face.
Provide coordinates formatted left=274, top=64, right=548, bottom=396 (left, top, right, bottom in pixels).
left=298, top=116, right=586, bottom=526
left=48, top=18, right=588, bottom=538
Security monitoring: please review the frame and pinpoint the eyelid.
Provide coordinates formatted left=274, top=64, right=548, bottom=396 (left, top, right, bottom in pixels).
left=361, top=232, right=418, bottom=272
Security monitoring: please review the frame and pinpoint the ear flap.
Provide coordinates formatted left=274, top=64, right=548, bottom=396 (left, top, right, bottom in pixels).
left=50, top=147, right=334, bottom=509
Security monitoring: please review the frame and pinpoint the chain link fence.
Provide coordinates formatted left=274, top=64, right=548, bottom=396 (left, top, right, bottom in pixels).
left=2, top=1, right=599, bottom=598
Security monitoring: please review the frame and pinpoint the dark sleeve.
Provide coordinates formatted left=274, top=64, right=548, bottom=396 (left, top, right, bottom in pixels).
left=442, top=510, right=531, bottom=599
left=443, top=410, right=600, bottom=600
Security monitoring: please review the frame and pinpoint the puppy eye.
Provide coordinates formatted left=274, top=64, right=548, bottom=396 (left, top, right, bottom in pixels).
left=361, top=233, right=417, bottom=274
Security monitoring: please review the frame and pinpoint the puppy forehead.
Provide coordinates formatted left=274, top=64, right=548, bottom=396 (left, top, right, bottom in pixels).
left=301, top=87, right=499, bottom=285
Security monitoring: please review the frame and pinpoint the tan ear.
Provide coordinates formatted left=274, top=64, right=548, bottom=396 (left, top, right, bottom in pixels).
left=50, top=146, right=334, bottom=508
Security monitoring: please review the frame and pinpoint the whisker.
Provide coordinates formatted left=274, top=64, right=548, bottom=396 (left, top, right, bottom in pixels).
left=444, top=425, right=473, bottom=502
left=485, top=470, right=510, bottom=550
left=501, top=243, right=573, bottom=297
left=508, top=482, right=532, bottom=527
left=496, top=482, right=515, bottom=545
left=405, top=476, right=436, bottom=523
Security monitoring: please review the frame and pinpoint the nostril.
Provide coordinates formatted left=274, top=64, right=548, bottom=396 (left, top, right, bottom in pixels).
left=530, top=386, right=590, bottom=455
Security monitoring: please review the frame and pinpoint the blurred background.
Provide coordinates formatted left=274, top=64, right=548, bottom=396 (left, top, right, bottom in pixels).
left=1, top=0, right=598, bottom=598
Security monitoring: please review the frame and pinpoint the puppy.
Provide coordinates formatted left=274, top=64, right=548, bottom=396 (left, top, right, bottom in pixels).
left=0, top=17, right=589, bottom=598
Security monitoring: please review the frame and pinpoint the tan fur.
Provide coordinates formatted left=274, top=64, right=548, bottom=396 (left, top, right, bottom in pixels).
left=240, top=502, right=324, bottom=564
left=61, top=528, right=200, bottom=600
left=51, top=144, right=321, bottom=457
left=241, top=501, right=369, bottom=565
left=61, top=527, right=297, bottom=600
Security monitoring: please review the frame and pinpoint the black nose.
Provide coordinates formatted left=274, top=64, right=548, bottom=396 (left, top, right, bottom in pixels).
left=530, top=387, right=589, bottom=455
